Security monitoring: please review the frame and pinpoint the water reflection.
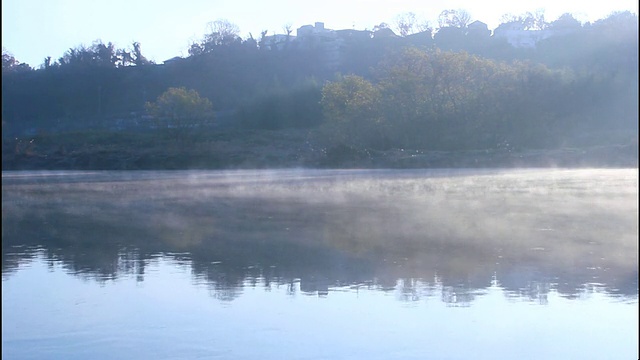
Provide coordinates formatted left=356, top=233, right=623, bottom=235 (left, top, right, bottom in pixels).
left=2, top=169, right=638, bottom=304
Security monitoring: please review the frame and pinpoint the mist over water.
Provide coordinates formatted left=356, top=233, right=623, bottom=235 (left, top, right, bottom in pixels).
left=2, top=169, right=638, bottom=359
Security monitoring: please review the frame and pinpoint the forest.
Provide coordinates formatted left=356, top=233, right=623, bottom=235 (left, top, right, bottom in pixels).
left=2, top=10, right=638, bottom=169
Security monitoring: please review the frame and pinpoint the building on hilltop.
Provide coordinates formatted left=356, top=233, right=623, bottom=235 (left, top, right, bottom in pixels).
left=162, top=56, right=184, bottom=65
left=335, top=29, right=373, bottom=41
left=371, top=27, right=399, bottom=39
left=491, top=20, right=581, bottom=49
left=296, top=22, right=335, bottom=40
left=492, top=22, right=551, bottom=48
left=467, top=21, right=491, bottom=38
left=405, top=29, right=434, bottom=46
left=295, top=22, right=342, bottom=69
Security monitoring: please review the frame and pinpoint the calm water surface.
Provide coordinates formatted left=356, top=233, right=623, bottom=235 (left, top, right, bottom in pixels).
left=2, top=169, right=638, bottom=360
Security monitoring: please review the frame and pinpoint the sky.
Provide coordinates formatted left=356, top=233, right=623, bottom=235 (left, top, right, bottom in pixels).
left=2, top=0, right=638, bottom=68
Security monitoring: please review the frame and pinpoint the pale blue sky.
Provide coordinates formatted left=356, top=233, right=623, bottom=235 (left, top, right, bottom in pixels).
left=2, top=0, right=638, bottom=68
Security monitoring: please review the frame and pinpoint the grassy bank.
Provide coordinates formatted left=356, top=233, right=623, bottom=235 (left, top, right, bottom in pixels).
left=2, top=128, right=638, bottom=170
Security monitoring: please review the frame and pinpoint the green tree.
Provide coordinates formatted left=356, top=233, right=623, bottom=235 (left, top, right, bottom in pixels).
left=145, top=87, right=213, bottom=129
left=320, top=74, right=385, bottom=148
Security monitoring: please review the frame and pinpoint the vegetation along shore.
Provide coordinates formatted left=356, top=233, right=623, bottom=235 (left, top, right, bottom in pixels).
left=3, top=10, right=637, bottom=170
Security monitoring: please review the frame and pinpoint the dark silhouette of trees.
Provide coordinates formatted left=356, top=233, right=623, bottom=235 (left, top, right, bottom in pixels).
left=57, top=41, right=119, bottom=68
left=2, top=48, right=32, bottom=73
left=1, top=11, right=637, bottom=152
left=131, top=42, right=151, bottom=66
left=189, top=19, right=242, bottom=55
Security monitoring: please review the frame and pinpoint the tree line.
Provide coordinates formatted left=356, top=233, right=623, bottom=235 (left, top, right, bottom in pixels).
left=320, top=49, right=626, bottom=151
left=2, top=10, right=637, bottom=151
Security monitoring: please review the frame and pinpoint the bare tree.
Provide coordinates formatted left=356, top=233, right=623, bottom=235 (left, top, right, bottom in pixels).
left=258, top=30, right=269, bottom=49
left=203, top=19, right=241, bottom=49
left=373, top=22, right=390, bottom=32
left=283, top=23, right=293, bottom=37
left=394, top=12, right=418, bottom=37
left=417, top=20, right=433, bottom=34
left=500, top=9, right=547, bottom=30
left=530, top=9, right=548, bottom=30
left=438, top=9, right=472, bottom=29
left=131, top=42, right=150, bottom=65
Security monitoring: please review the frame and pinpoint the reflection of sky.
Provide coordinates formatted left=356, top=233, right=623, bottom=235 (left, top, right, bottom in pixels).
left=3, top=256, right=638, bottom=360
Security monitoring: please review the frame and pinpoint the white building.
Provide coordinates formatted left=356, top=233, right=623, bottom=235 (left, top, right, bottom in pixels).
left=492, top=22, right=553, bottom=48
left=296, top=22, right=335, bottom=40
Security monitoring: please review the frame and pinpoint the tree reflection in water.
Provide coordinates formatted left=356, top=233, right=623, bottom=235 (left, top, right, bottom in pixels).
left=2, top=169, right=638, bottom=303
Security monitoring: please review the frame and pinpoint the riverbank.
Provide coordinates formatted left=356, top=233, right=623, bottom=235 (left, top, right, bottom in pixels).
left=2, top=128, right=638, bottom=170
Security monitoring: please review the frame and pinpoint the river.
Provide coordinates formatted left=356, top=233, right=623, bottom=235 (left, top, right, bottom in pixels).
left=2, top=169, right=638, bottom=359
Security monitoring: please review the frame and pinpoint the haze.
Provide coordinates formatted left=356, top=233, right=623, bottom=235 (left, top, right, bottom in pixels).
left=2, top=0, right=638, bottom=67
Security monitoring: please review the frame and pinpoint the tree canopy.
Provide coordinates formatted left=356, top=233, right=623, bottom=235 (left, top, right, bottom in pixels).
left=1, top=11, right=637, bottom=153
left=145, top=87, right=213, bottom=128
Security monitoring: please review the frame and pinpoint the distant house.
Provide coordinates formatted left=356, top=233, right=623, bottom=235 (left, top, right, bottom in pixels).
left=163, top=56, right=183, bottom=65
left=372, top=27, right=399, bottom=39
left=296, top=22, right=335, bottom=40
left=335, top=29, right=373, bottom=41
left=493, top=22, right=552, bottom=48
left=296, top=22, right=342, bottom=69
left=467, top=21, right=491, bottom=38
left=433, top=26, right=465, bottom=46
left=405, top=30, right=434, bottom=47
